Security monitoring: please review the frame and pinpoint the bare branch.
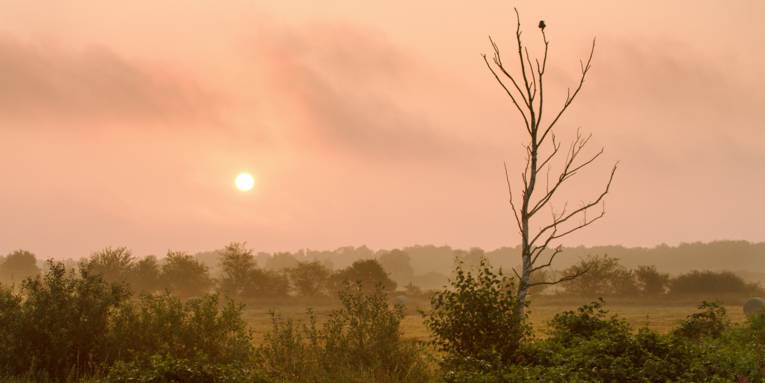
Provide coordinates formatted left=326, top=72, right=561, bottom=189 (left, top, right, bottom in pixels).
left=527, top=266, right=589, bottom=288
left=539, top=38, right=596, bottom=145
left=530, top=163, right=617, bottom=247
left=482, top=53, right=531, bottom=133
left=504, top=162, right=523, bottom=235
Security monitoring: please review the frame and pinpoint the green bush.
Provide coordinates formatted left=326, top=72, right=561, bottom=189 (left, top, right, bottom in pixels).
left=109, top=293, right=254, bottom=365
left=104, top=355, right=268, bottom=383
left=255, top=284, right=433, bottom=382
left=0, top=261, right=255, bottom=382
left=424, top=259, right=525, bottom=369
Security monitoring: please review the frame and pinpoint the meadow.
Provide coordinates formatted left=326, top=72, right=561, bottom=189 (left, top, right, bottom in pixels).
left=243, top=299, right=749, bottom=343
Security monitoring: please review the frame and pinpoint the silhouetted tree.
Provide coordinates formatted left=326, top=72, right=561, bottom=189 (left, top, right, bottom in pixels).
left=287, top=261, right=332, bottom=298
left=377, top=249, right=414, bottom=286
left=331, top=259, right=396, bottom=294
left=219, top=243, right=257, bottom=299
left=265, top=252, right=299, bottom=271
left=0, top=250, right=40, bottom=285
left=161, top=251, right=212, bottom=298
left=669, top=270, right=764, bottom=297
left=128, top=255, right=161, bottom=294
left=561, top=255, right=637, bottom=296
left=482, top=8, right=616, bottom=323
left=83, top=247, right=134, bottom=285
left=246, top=268, right=290, bottom=299
left=635, top=265, right=670, bottom=296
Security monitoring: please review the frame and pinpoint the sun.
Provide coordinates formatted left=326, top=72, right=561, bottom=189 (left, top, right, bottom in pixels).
left=235, top=172, right=255, bottom=192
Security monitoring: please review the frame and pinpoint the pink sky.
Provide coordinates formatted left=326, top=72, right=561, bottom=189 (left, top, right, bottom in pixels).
left=1, top=1, right=763, bottom=259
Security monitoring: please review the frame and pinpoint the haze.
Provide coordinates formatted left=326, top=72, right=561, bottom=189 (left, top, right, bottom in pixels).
left=1, top=1, right=763, bottom=259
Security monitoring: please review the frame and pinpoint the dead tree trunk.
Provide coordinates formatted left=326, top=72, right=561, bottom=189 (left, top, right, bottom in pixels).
left=482, top=9, right=617, bottom=325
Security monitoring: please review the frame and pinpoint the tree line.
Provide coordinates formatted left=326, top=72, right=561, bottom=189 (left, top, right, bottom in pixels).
left=3, top=245, right=763, bottom=303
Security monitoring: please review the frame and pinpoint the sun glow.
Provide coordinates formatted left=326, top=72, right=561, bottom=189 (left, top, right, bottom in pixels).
left=235, top=172, right=255, bottom=191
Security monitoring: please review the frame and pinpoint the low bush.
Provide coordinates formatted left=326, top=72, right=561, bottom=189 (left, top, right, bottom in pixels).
left=0, top=261, right=254, bottom=382
left=255, top=284, right=433, bottom=382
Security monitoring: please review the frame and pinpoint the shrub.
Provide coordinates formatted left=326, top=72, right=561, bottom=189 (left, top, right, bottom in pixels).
left=255, top=285, right=432, bottom=382
left=672, top=301, right=729, bottom=339
left=560, top=255, right=639, bottom=297
left=109, top=293, right=254, bottom=365
left=669, top=270, right=764, bottom=298
left=0, top=261, right=256, bottom=382
left=424, top=259, right=525, bottom=370
left=5, top=261, right=129, bottom=379
left=330, top=259, right=396, bottom=294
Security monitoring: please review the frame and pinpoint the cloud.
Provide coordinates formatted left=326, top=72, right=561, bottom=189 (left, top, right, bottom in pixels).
left=0, top=36, right=217, bottom=126
left=249, top=23, right=477, bottom=163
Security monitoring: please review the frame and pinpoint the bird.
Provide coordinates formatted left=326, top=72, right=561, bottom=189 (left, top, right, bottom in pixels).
left=538, top=20, right=546, bottom=30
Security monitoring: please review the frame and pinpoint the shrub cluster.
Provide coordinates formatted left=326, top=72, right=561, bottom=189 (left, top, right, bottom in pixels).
left=426, top=262, right=765, bottom=382
left=254, top=284, right=432, bottom=383
left=0, top=261, right=255, bottom=381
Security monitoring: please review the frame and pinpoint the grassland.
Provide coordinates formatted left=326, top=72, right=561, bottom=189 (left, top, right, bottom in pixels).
left=242, top=297, right=749, bottom=343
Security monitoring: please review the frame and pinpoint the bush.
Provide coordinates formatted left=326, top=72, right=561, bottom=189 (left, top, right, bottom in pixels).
left=560, top=255, right=639, bottom=297
left=0, top=261, right=255, bottom=382
left=109, top=293, right=254, bottom=365
left=105, top=355, right=268, bottom=383
left=669, top=270, right=764, bottom=298
left=255, top=284, right=432, bottom=382
left=424, top=259, right=526, bottom=370
left=672, top=301, right=729, bottom=340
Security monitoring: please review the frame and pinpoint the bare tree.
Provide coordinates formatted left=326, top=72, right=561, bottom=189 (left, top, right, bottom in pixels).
left=482, top=9, right=617, bottom=323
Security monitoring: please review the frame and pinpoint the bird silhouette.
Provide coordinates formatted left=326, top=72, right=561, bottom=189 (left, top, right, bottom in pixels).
left=538, top=20, right=546, bottom=30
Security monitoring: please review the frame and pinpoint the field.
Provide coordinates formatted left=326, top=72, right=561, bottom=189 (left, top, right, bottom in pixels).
left=243, top=298, right=749, bottom=343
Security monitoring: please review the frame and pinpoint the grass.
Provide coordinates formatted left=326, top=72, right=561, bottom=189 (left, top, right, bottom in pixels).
left=242, top=296, right=749, bottom=343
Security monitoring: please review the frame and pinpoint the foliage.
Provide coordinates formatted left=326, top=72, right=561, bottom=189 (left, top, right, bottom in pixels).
left=330, top=259, right=396, bottom=294
left=1, top=261, right=129, bottom=379
left=439, top=299, right=765, bottom=383
left=286, top=261, right=331, bottom=298
left=82, top=247, right=134, bottom=286
left=161, top=252, right=213, bottom=298
left=255, top=285, right=432, bottom=382
left=104, top=355, right=268, bottom=383
left=0, top=261, right=254, bottom=382
left=634, top=265, right=669, bottom=296
left=127, top=256, right=161, bottom=294
left=109, top=293, right=254, bottom=364
left=378, top=249, right=415, bottom=286
left=669, top=270, right=764, bottom=297
left=561, top=255, right=639, bottom=297
left=219, top=243, right=257, bottom=299
left=672, top=301, right=729, bottom=339
left=424, top=260, right=526, bottom=369
left=0, top=250, right=40, bottom=285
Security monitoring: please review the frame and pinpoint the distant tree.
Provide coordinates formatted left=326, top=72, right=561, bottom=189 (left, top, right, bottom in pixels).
left=454, top=248, right=485, bottom=273
left=128, top=255, right=161, bottom=294
left=161, top=251, right=213, bottom=298
left=83, top=247, right=134, bottom=285
left=669, top=270, right=764, bottom=297
left=561, top=255, right=638, bottom=297
left=377, top=249, right=414, bottom=286
left=0, top=250, right=40, bottom=285
left=635, top=265, right=669, bottom=296
left=482, top=9, right=617, bottom=326
left=219, top=243, right=257, bottom=299
left=246, top=269, right=290, bottom=299
left=265, top=252, right=299, bottom=271
left=330, top=259, right=396, bottom=294
left=287, top=261, right=331, bottom=298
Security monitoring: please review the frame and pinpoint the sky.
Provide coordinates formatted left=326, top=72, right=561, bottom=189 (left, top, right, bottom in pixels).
left=0, top=1, right=763, bottom=259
